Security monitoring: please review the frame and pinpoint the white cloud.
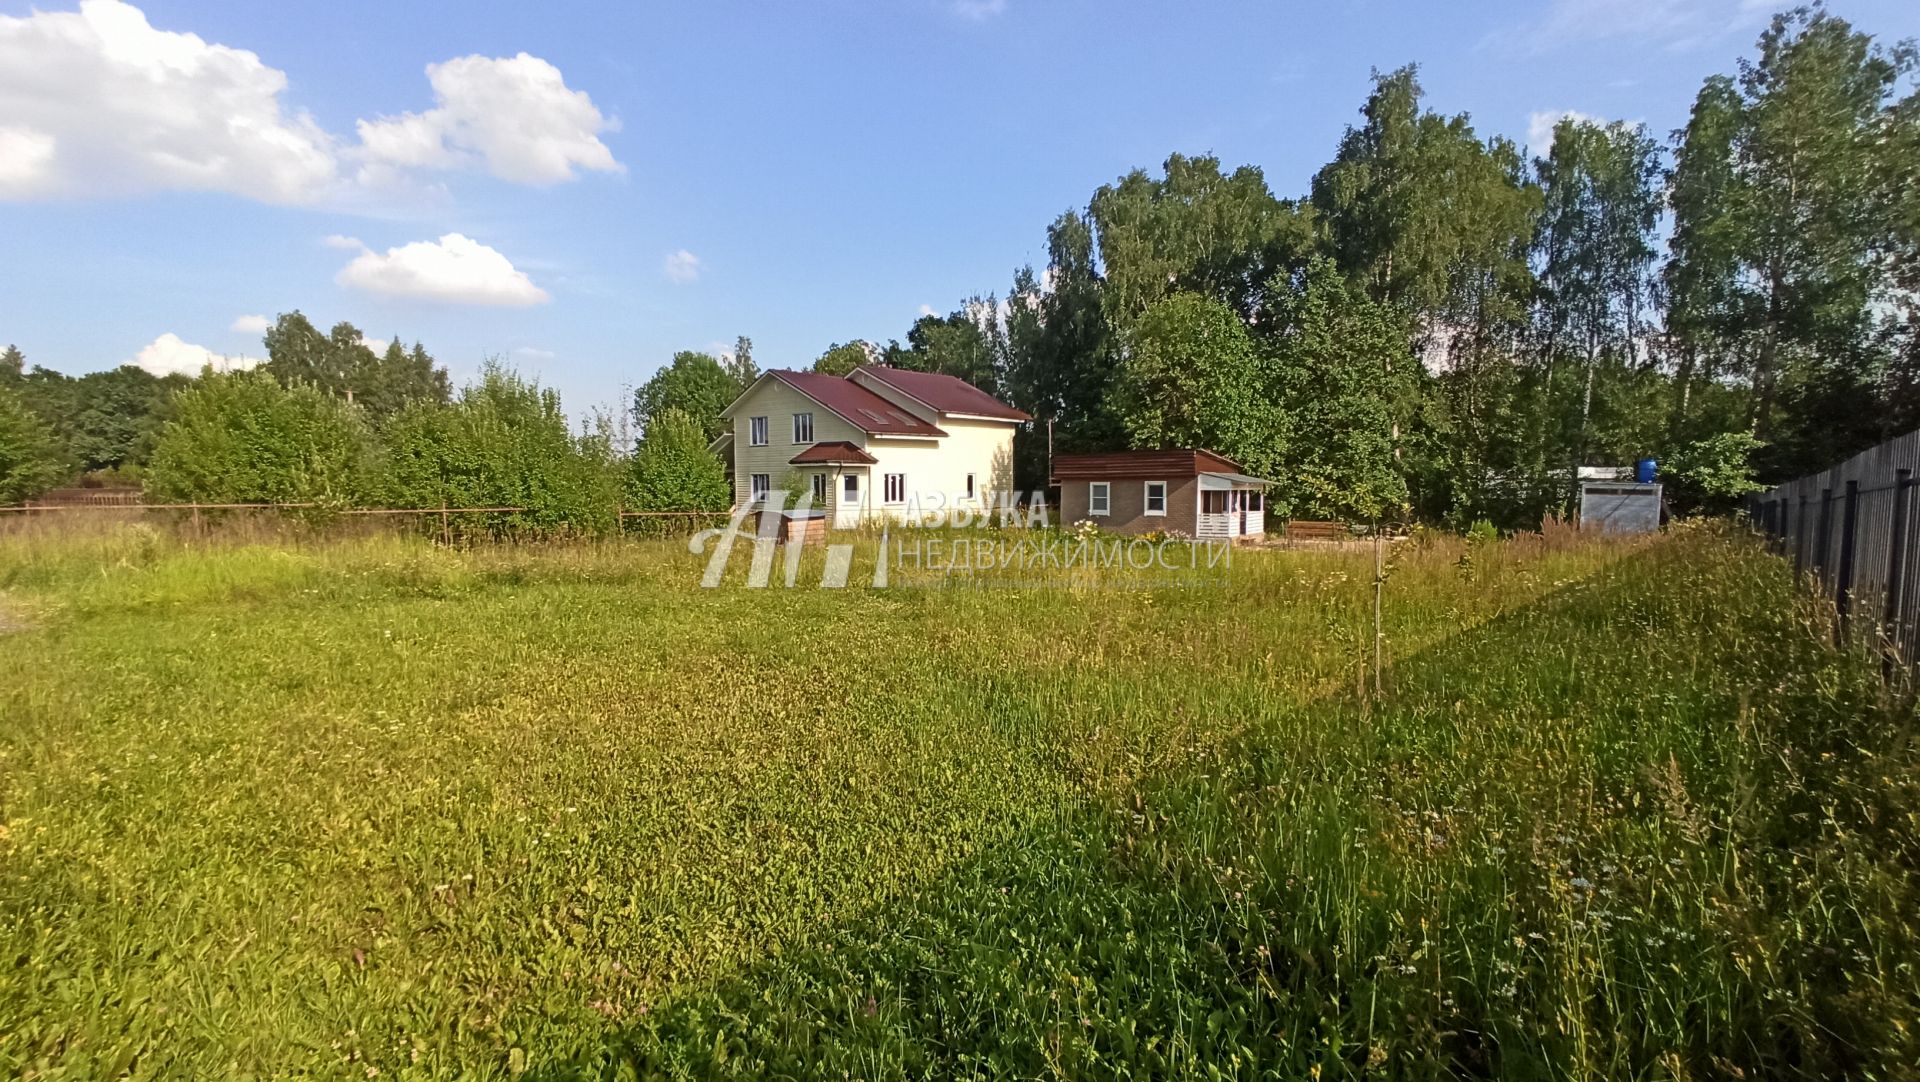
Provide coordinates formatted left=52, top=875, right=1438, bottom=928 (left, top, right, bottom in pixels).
left=0, top=0, right=339, bottom=203
left=359, top=336, right=391, bottom=355
left=1486, top=0, right=1770, bottom=54
left=663, top=249, right=702, bottom=283
left=354, top=53, right=620, bottom=186
left=131, top=332, right=262, bottom=376
left=511, top=346, right=556, bottom=363
left=917, top=304, right=939, bottom=318
left=335, top=233, right=549, bottom=307
left=0, top=124, right=57, bottom=197
left=321, top=233, right=364, bottom=250
left=1526, top=109, right=1605, bottom=152
left=952, top=0, right=1007, bottom=19
left=0, top=2, right=617, bottom=204
left=229, top=314, right=270, bottom=334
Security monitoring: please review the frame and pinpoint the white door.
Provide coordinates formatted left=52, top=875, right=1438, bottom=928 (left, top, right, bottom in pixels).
left=834, top=472, right=863, bottom=528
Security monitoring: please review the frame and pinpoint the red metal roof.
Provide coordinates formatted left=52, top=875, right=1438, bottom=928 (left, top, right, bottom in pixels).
left=855, top=365, right=1030, bottom=421
left=789, top=441, right=878, bottom=465
left=1050, top=449, right=1244, bottom=481
left=766, top=371, right=947, bottom=437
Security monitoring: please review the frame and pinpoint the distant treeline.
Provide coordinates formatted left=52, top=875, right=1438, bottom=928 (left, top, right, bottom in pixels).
left=0, top=315, right=731, bottom=535
left=6, top=7, right=1919, bottom=527
left=773, top=7, right=1918, bottom=525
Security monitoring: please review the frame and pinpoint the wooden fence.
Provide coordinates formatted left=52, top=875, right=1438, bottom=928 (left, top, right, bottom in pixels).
left=0, top=501, right=730, bottom=542
left=22, top=486, right=144, bottom=507
left=1751, top=428, right=1920, bottom=660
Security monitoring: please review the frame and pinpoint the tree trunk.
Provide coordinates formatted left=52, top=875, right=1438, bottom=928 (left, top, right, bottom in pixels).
left=1572, top=333, right=1600, bottom=512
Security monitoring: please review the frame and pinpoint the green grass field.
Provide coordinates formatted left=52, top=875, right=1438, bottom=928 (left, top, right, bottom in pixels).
left=2, top=521, right=1916, bottom=1079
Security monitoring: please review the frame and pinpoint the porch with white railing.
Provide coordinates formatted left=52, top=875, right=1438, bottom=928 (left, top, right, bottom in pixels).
left=1195, top=473, right=1268, bottom=539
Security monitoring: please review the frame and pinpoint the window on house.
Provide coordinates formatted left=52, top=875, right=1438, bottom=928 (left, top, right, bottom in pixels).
left=749, top=416, right=768, bottom=446
left=1088, top=482, right=1110, bottom=516
left=1202, top=490, right=1228, bottom=515
left=965, top=473, right=976, bottom=500
left=750, top=473, right=771, bottom=501
left=792, top=412, right=814, bottom=443
left=884, top=473, right=906, bottom=504
left=1246, top=491, right=1264, bottom=512
left=811, top=473, right=829, bottom=503
left=1144, top=481, right=1167, bottom=516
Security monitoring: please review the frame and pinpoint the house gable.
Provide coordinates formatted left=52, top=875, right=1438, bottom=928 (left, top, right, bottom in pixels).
left=724, top=374, right=869, bottom=507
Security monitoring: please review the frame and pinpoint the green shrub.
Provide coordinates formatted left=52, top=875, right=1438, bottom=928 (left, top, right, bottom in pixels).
left=382, top=362, right=619, bottom=538
left=143, top=370, right=375, bottom=507
left=625, top=407, right=731, bottom=513
left=1666, top=430, right=1766, bottom=514
left=0, top=383, right=66, bottom=503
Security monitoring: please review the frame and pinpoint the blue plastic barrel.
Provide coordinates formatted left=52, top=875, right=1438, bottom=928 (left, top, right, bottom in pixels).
left=1635, top=458, right=1657, bottom=484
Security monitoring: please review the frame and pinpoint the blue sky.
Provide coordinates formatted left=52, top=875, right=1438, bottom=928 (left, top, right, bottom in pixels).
left=4, top=0, right=1918, bottom=419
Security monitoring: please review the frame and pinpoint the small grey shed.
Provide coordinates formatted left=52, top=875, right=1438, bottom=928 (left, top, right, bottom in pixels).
left=1579, top=482, right=1663, bottom=534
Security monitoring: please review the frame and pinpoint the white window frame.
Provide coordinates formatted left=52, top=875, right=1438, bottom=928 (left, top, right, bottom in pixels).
left=883, top=473, right=907, bottom=505
left=749, top=416, right=768, bottom=447
left=791, top=412, right=814, bottom=444
left=810, top=472, right=829, bottom=503
left=1246, top=490, right=1264, bottom=512
left=1088, top=481, right=1110, bottom=516
left=749, top=473, right=771, bottom=501
left=965, top=473, right=977, bottom=501
left=1143, top=480, right=1167, bottom=516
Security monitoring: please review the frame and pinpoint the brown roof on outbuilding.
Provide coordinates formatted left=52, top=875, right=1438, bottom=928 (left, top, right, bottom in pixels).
left=1051, top=449, right=1246, bottom=482
left=855, top=365, right=1031, bottom=421
left=764, top=371, right=947, bottom=437
left=789, top=441, right=878, bottom=465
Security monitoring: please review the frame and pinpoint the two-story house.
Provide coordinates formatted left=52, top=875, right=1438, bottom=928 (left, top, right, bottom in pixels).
left=712, top=365, right=1028, bottom=528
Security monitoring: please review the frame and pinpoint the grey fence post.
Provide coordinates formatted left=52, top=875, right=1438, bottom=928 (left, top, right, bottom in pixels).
left=1795, top=493, right=1810, bottom=572
left=1888, top=469, right=1915, bottom=649
left=1837, top=480, right=1861, bottom=623
left=1815, top=486, right=1835, bottom=579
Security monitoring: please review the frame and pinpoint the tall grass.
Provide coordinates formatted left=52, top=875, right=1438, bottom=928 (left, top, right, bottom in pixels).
left=0, top=518, right=1912, bottom=1078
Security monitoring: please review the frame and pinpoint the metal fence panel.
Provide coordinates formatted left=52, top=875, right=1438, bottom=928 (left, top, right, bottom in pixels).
left=1753, top=430, right=1920, bottom=661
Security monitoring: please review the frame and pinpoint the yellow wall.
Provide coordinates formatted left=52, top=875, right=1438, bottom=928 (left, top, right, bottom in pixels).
left=726, top=377, right=1019, bottom=524
left=727, top=378, right=864, bottom=510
